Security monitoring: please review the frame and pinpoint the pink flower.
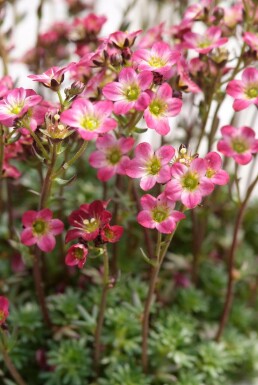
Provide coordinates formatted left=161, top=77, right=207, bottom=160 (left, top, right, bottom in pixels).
left=243, top=32, right=258, bottom=53
left=65, top=244, right=88, bottom=269
left=138, top=23, right=164, bottom=49
left=102, top=67, right=152, bottom=114
left=177, top=58, right=202, bottom=93
left=132, top=42, right=180, bottom=77
left=101, top=224, right=124, bottom=243
left=217, top=125, right=258, bottom=165
left=0, top=76, right=13, bottom=99
left=21, top=209, right=64, bottom=253
left=137, top=193, right=185, bottom=234
left=0, top=296, right=9, bottom=325
left=109, top=30, right=142, bottom=49
left=183, top=26, right=228, bottom=54
left=165, top=158, right=214, bottom=209
left=65, top=200, right=112, bottom=243
left=223, top=4, right=243, bottom=28
left=72, top=13, right=106, bottom=35
left=0, top=88, right=42, bottom=127
left=125, top=142, right=175, bottom=191
left=28, top=64, right=72, bottom=90
left=89, top=133, right=134, bottom=181
left=226, top=67, right=258, bottom=111
left=60, top=98, right=117, bottom=140
left=204, top=152, right=229, bottom=185
left=144, top=83, right=183, bottom=135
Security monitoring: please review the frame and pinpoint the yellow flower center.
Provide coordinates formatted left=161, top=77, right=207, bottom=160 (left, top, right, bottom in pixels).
left=82, top=217, right=99, bottom=233
left=125, top=84, right=140, bottom=101
left=80, top=116, right=99, bottom=131
left=151, top=206, right=168, bottom=223
left=182, top=172, right=199, bottom=191
left=32, top=219, right=48, bottom=236
left=148, top=56, right=166, bottom=68
left=147, top=156, right=161, bottom=175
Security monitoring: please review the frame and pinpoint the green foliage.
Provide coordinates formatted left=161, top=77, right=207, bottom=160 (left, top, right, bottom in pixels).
left=41, top=339, right=91, bottom=385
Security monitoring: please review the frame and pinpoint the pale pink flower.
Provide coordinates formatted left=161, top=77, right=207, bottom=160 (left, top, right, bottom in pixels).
left=165, top=158, right=214, bottom=209
left=183, top=26, right=228, bottom=54
left=0, top=76, right=13, bottom=99
left=137, top=193, right=185, bottom=234
left=65, top=244, right=88, bottom=269
left=60, top=98, right=117, bottom=140
left=217, top=125, right=258, bottom=165
left=204, top=152, right=229, bottom=185
left=21, top=209, right=64, bottom=253
left=89, top=133, right=134, bottom=181
left=137, top=23, right=164, bottom=49
left=132, top=42, right=180, bottom=77
left=0, top=88, right=42, bottom=127
left=125, top=142, right=175, bottom=191
left=108, top=30, right=142, bottom=49
left=243, top=32, right=258, bottom=53
left=144, top=83, right=183, bottom=135
left=28, top=64, right=72, bottom=89
left=102, top=67, right=153, bottom=114
left=226, top=68, right=258, bottom=111
left=177, top=58, right=202, bottom=93
left=223, top=4, right=243, bottom=28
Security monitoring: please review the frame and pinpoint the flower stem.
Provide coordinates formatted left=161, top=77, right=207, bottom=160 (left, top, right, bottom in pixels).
left=142, top=229, right=177, bottom=372
left=26, top=125, right=49, bottom=161
left=1, top=347, right=28, bottom=385
left=53, top=140, right=88, bottom=178
left=39, top=143, right=57, bottom=209
left=215, top=175, right=258, bottom=341
left=94, top=245, right=110, bottom=373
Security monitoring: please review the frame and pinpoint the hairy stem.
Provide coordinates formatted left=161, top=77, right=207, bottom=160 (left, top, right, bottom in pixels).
left=1, top=348, right=28, bottom=385
left=94, top=245, right=110, bottom=372
left=142, top=229, right=178, bottom=372
left=215, top=175, right=258, bottom=341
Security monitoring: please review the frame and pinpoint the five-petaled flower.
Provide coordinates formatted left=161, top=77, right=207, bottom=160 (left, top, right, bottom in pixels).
left=144, top=83, right=183, bottom=135
left=165, top=158, right=214, bottom=209
left=65, top=244, right=88, bottom=269
left=183, top=26, right=228, bottom=54
left=60, top=98, right=117, bottom=140
left=217, top=125, right=258, bottom=165
left=102, top=67, right=152, bottom=114
left=65, top=200, right=112, bottom=243
left=0, top=296, right=9, bottom=325
left=0, top=88, right=42, bottom=127
left=137, top=193, right=185, bottom=233
left=125, top=142, right=175, bottom=191
left=89, top=133, right=134, bottom=181
left=226, top=67, right=258, bottom=111
left=204, top=152, right=229, bottom=185
left=21, top=209, right=64, bottom=252
left=132, top=42, right=180, bottom=78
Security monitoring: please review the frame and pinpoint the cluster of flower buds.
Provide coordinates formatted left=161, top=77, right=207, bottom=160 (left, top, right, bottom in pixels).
left=65, top=200, right=123, bottom=269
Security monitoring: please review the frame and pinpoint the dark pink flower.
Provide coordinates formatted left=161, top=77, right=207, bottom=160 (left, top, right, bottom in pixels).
left=204, top=152, right=229, bottom=185
left=165, top=158, right=214, bottom=209
left=60, top=98, right=117, bottom=140
left=0, top=297, right=9, bottom=325
left=137, top=193, right=185, bottom=234
left=144, top=83, right=183, bottom=135
left=65, top=244, right=88, bottom=269
left=184, top=26, right=228, bottom=54
left=217, top=125, right=258, bottom=165
left=28, top=64, right=72, bottom=90
left=101, top=224, right=123, bottom=243
left=0, top=88, right=42, bottom=127
left=226, top=67, right=258, bottom=111
left=89, top=133, right=134, bottom=181
left=132, top=42, right=180, bottom=77
left=65, top=200, right=112, bottom=243
left=102, top=67, right=153, bottom=114
left=21, top=209, right=64, bottom=252
left=125, top=142, right=175, bottom=191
